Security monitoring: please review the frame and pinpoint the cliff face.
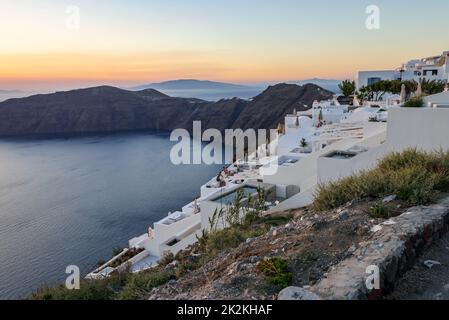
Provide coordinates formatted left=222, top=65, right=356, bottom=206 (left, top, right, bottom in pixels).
left=0, top=84, right=333, bottom=137
left=231, top=83, right=332, bottom=130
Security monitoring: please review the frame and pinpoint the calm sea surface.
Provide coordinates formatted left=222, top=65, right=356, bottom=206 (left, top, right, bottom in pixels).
left=0, top=132, right=221, bottom=299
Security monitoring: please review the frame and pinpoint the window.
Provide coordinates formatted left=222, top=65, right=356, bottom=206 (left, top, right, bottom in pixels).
left=367, top=77, right=381, bottom=85
left=423, top=69, right=438, bottom=76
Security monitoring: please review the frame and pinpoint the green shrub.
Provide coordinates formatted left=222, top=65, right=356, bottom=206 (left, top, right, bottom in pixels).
left=369, top=203, right=392, bottom=219
left=32, top=274, right=127, bottom=300
left=402, top=97, right=424, bottom=108
left=32, top=270, right=172, bottom=301
left=117, top=271, right=172, bottom=300
left=390, top=166, right=435, bottom=204
left=313, top=149, right=449, bottom=211
left=159, top=251, right=175, bottom=266
left=257, top=257, right=292, bottom=288
left=259, top=215, right=294, bottom=227
left=296, top=252, right=324, bottom=266
left=201, top=225, right=268, bottom=258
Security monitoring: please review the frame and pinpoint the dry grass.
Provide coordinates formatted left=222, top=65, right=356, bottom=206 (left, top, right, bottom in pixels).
left=313, top=149, right=449, bottom=211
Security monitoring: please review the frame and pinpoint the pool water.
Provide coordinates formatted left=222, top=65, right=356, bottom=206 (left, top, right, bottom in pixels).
left=213, top=187, right=258, bottom=205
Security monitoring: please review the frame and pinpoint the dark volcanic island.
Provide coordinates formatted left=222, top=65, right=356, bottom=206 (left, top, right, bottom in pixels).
left=0, top=84, right=333, bottom=137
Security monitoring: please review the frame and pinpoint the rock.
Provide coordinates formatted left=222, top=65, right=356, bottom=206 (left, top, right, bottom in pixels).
left=249, top=256, right=261, bottom=264
left=246, top=238, right=255, bottom=244
left=347, top=245, right=357, bottom=255
left=443, top=283, right=449, bottom=292
left=168, top=280, right=178, bottom=286
left=371, top=225, right=383, bottom=233
left=383, top=219, right=397, bottom=226
left=424, top=260, right=442, bottom=269
left=236, top=263, right=252, bottom=272
left=338, top=211, right=349, bottom=220
left=164, top=260, right=179, bottom=272
left=382, top=195, right=397, bottom=203
left=212, top=280, right=223, bottom=290
left=278, top=287, right=322, bottom=300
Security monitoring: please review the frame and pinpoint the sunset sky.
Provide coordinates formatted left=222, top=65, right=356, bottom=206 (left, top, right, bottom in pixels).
left=1, top=0, right=449, bottom=91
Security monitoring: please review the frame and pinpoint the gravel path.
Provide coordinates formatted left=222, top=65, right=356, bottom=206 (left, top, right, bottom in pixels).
left=387, top=232, right=449, bottom=300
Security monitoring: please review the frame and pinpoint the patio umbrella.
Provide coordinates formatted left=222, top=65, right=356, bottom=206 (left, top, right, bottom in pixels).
left=277, top=123, right=284, bottom=134
left=415, top=81, right=423, bottom=97
left=400, top=84, right=406, bottom=103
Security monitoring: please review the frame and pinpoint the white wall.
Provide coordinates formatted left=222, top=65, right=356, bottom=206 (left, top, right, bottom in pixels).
left=357, top=70, right=397, bottom=89
left=424, top=91, right=449, bottom=108
left=386, top=107, right=449, bottom=151
left=154, top=214, right=201, bottom=245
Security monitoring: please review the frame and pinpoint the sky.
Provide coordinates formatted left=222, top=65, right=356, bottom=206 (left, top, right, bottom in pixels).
left=1, top=0, right=449, bottom=91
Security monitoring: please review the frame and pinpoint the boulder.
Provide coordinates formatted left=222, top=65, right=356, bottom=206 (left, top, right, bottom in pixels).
left=278, top=287, right=322, bottom=300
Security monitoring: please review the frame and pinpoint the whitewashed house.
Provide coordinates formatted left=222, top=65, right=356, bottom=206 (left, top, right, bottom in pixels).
left=357, top=51, right=449, bottom=89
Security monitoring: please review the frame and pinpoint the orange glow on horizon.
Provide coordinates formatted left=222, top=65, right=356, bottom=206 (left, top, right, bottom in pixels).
left=0, top=50, right=402, bottom=90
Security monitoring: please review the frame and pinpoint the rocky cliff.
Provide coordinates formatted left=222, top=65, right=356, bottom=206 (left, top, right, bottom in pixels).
left=0, top=83, right=333, bottom=137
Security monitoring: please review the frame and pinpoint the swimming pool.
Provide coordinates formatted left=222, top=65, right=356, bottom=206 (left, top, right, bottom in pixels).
left=213, top=186, right=259, bottom=205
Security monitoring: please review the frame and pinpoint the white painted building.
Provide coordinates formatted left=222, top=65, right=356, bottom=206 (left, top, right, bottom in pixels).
left=357, top=51, right=449, bottom=89
left=270, top=91, right=449, bottom=213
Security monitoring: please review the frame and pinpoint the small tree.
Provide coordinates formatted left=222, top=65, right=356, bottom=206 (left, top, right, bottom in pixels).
left=356, top=86, right=372, bottom=104
left=300, top=138, right=308, bottom=148
left=339, top=80, right=356, bottom=97
left=421, top=79, right=447, bottom=95
left=402, top=97, right=424, bottom=108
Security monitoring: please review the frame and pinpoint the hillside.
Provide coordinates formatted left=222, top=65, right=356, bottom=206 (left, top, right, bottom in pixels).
left=288, top=78, right=341, bottom=93
left=0, top=84, right=333, bottom=137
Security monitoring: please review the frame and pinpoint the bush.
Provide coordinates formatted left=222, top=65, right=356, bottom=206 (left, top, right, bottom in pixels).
left=32, top=271, right=172, bottom=301
left=339, top=80, right=356, bottom=97
left=200, top=225, right=268, bottom=259
left=257, top=257, right=292, bottom=288
left=32, top=274, right=127, bottom=300
left=313, top=149, right=449, bottom=211
left=159, top=251, right=175, bottom=266
left=369, top=203, right=392, bottom=219
left=296, top=252, right=324, bottom=266
left=117, top=271, right=172, bottom=300
left=403, top=97, right=424, bottom=108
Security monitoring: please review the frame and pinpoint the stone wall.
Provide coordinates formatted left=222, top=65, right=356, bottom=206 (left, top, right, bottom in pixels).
left=310, top=196, right=449, bottom=300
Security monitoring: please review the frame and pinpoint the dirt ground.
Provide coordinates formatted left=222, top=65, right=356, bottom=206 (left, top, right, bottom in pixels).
left=386, top=232, right=449, bottom=300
